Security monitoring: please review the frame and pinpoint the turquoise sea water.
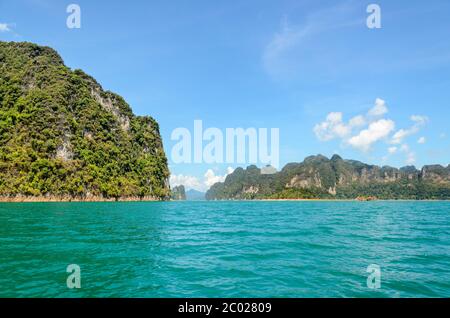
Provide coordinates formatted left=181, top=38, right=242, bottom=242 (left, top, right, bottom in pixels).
left=0, top=201, right=449, bottom=298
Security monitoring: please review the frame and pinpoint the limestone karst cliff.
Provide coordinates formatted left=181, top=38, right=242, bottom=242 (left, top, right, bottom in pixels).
left=0, top=41, right=170, bottom=200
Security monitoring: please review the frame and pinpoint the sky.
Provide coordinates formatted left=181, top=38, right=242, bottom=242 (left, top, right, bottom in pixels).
left=1, top=0, right=450, bottom=191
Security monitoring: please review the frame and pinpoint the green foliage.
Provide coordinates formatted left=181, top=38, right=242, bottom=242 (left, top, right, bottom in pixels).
left=206, top=155, right=450, bottom=200
left=0, top=41, right=170, bottom=199
left=267, top=188, right=322, bottom=200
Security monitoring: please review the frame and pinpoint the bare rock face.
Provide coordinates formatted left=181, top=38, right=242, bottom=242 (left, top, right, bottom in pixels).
left=91, top=88, right=131, bottom=131
left=56, top=139, right=73, bottom=161
left=421, top=165, right=450, bottom=183
left=243, top=185, right=259, bottom=194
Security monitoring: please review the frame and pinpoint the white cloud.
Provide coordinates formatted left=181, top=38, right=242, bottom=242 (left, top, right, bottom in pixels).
left=314, top=98, right=429, bottom=161
left=405, top=152, right=416, bottom=165
left=384, top=142, right=420, bottom=166
left=262, top=17, right=311, bottom=76
left=347, top=119, right=395, bottom=152
left=391, top=130, right=407, bottom=145
left=388, top=146, right=398, bottom=154
left=170, top=167, right=235, bottom=192
left=411, top=115, right=428, bottom=125
left=368, top=98, right=388, bottom=117
left=400, top=144, right=410, bottom=152
left=169, top=174, right=202, bottom=191
left=262, top=3, right=360, bottom=78
left=313, top=112, right=351, bottom=141
left=204, top=167, right=235, bottom=189
left=399, top=144, right=416, bottom=165
left=390, top=115, right=428, bottom=144
left=0, top=23, right=11, bottom=32
left=314, top=98, right=389, bottom=144
left=348, top=115, right=365, bottom=127
left=204, top=169, right=228, bottom=188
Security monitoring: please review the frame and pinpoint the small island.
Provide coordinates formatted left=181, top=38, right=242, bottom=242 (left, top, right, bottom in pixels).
left=170, top=185, right=186, bottom=201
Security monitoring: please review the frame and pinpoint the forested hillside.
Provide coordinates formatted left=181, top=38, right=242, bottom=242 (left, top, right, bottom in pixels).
left=206, top=155, right=450, bottom=200
left=0, top=42, right=170, bottom=200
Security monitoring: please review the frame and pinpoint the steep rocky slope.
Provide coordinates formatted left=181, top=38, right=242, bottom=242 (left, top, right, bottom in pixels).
left=0, top=42, right=170, bottom=200
left=206, top=155, right=450, bottom=200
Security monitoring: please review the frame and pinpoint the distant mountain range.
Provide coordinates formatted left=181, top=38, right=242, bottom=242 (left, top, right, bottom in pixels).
left=186, top=189, right=205, bottom=201
left=206, top=155, right=450, bottom=200
left=169, top=188, right=205, bottom=201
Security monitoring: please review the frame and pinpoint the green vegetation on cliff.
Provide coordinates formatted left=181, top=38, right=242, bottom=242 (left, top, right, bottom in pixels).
left=0, top=41, right=170, bottom=200
left=206, top=155, right=450, bottom=200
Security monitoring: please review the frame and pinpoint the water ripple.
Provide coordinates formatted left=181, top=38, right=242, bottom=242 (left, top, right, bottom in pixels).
left=0, top=201, right=449, bottom=297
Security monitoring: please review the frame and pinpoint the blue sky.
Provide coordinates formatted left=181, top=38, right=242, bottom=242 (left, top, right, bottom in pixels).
left=1, top=0, right=450, bottom=191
